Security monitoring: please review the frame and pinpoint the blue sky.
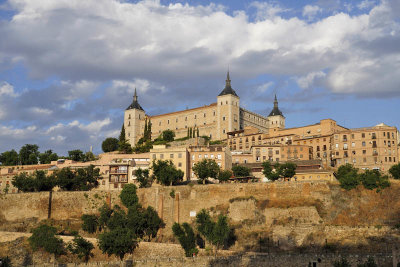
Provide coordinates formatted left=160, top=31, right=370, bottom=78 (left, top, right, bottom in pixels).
left=0, top=0, right=399, bottom=155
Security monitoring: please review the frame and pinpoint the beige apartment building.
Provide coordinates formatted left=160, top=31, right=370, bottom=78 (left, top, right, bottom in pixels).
left=332, top=123, right=398, bottom=171
left=124, top=72, right=282, bottom=146
left=188, top=145, right=232, bottom=180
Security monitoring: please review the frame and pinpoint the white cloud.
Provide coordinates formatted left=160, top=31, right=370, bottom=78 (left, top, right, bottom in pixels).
left=302, top=5, right=322, bottom=20
left=30, top=107, right=53, bottom=115
left=250, top=1, right=290, bottom=20
left=256, top=81, right=274, bottom=93
left=297, top=71, right=326, bottom=89
left=0, top=82, right=18, bottom=97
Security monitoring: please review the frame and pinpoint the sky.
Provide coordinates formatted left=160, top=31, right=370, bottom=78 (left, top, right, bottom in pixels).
left=0, top=0, right=399, bottom=156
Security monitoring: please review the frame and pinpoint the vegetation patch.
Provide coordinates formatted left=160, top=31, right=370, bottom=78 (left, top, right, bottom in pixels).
left=229, top=196, right=257, bottom=203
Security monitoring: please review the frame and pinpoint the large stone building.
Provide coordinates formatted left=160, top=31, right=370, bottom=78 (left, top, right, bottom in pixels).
left=124, top=72, right=282, bottom=146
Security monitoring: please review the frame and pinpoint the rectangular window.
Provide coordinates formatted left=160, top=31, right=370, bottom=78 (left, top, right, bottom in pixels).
left=198, top=154, right=202, bottom=158
left=362, top=133, right=365, bottom=138
left=160, top=154, right=164, bottom=159
left=178, top=162, right=182, bottom=167
left=351, top=142, right=355, bottom=147
left=192, top=155, right=195, bottom=160
left=170, top=154, right=174, bottom=158
left=217, top=154, right=221, bottom=159
left=223, top=117, right=226, bottom=121
left=205, top=154, right=208, bottom=158
left=152, top=154, right=156, bottom=159
left=362, top=141, right=366, bottom=147
left=178, top=153, right=182, bottom=158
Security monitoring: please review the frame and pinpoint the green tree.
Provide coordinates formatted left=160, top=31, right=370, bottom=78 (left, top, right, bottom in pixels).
left=28, top=225, right=64, bottom=257
left=67, top=235, right=94, bottom=263
left=389, top=163, right=400, bottom=179
left=119, top=184, right=139, bottom=208
left=0, top=256, right=11, bottom=267
left=84, top=151, right=96, bottom=162
left=68, top=149, right=85, bottom=161
left=119, top=124, right=126, bottom=143
left=359, top=169, right=390, bottom=191
left=195, top=209, right=215, bottom=243
left=152, top=160, right=184, bottom=186
left=98, top=228, right=138, bottom=260
left=232, top=165, right=251, bottom=177
left=38, top=150, right=58, bottom=164
left=212, top=215, right=230, bottom=256
left=172, top=222, right=198, bottom=257
left=197, top=128, right=200, bottom=137
left=336, top=164, right=360, bottom=190
left=162, top=130, right=175, bottom=142
left=218, top=170, right=232, bottom=182
left=119, top=140, right=133, bottom=154
left=98, top=204, right=113, bottom=231
left=19, top=144, right=39, bottom=165
left=102, top=137, right=119, bottom=153
left=262, top=161, right=279, bottom=181
left=135, top=168, right=150, bottom=188
left=279, top=162, right=297, bottom=178
left=142, top=206, right=165, bottom=241
left=0, top=149, right=19, bottom=166
left=81, top=214, right=99, bottom=234
left=192, top=159, right=220, bottom=184
left=12, top=171, right=54, bottom=192
left=54, top=165, right=99, bottom=191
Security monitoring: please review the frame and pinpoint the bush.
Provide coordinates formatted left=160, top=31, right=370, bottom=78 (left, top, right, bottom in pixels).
left=232, top=165, right=251, bottom=177
left=172, top=222, right=198, bottom=257
left=81, top=214, right=99, bottom=234
left=98, top=228, right=138, bottom=260
left=357, top=256, right=377, bottom=267
left=67, top=235, right=94, bottom=263
left=333, top=257, right=351, bottom=267
left=12, top=171, right=55, bottom=192
left=119, top=184, right=139, bottom=208
left=192, top=159, right=220, bottom=184
left=359, top=170, right=390, bottom=191
left=389, top=163, right=400, bottom=179
left=336, top=164, right=360, bottom=190
left=28, top=225, right=64, bottom=256
left=218, top=170, right=232, bottom=182
left=135, top=168, right=150, bottom=188
left=152, top=160, right=184, bottom=186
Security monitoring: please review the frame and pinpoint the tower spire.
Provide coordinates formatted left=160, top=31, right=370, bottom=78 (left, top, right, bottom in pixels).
left=134, top=88, right=138, bottom=102
left=226, top=70, right=231, bottom=87
left=274, top=94, right=278, bottom=108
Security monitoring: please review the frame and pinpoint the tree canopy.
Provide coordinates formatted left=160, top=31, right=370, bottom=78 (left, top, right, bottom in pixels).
left=19, top=144, right=39, bottom=165
left=172, top=222, right=198, bottom=257
left=102, top=137, right=119, bottom=153
left=28, top=225, right=65, bottom=257
left=161, top=130, right=175, bottom=142
left=135, top=168, right=151, bottom=188
left=232, top=165, right=251, bottom=177
left=0, top=149, right=19, bottom=166
left=152, top=159, right=184, bottom=186
left=192, top=159, right=220, bottom=184
left=262, top=161, right=296, bottom=181
left=12, top=170, right=55, bottom=192
left=389, top=163, right=400, bottom=179
left=119, top=184, right=139, bottom=208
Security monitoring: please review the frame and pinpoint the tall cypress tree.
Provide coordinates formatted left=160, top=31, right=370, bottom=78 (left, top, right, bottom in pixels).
left=187, top=128, right=190, bottom=138
left=119, top=124, right=126, bottom=142
left=197, top=127, right=200, bottom=137
left=189, top=127, right=193, bottom=138
left=144, top=118, right=148, bottom=139
left=147, top=119, right=152, bottom=140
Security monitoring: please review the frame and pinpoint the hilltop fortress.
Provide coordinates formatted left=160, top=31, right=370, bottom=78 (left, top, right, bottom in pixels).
left=124, top=72, right=283, bottom=145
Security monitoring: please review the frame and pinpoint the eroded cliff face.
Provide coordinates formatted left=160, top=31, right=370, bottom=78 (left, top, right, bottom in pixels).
left=1, top=181, right=400, bottom=252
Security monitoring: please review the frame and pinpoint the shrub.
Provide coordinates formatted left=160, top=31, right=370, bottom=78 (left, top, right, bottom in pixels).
left=119, top=184, right=139, bottom=208
left=28, top=225, right=64, bottom=256
left=389, top=163, right=400, bottom=179
left=98, top=228, right=138, bottom=260
left=172, top=222, right=198, bottom=257
left=67, top=235, right=94, bottom=263
left=336, top=164, right=359, bottom=190
left=81, top=214, right=99, bottom=234
left=218, top=170, right=232, bottom=182
left=232, top=165, right=251, bottom=177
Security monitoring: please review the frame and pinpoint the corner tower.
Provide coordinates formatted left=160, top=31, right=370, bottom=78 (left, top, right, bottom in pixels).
left=267, top=94, right=285, bottom=129
left=124, top=89, right=145, bottom=146
left=217, top=71, right=240, bottom=140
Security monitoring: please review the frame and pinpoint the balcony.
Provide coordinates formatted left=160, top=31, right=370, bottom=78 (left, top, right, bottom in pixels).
left=372, top=152, right=378, bottom=156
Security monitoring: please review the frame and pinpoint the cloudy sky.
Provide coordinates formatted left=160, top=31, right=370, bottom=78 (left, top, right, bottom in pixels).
left=0, top=0, right=399, bottom=155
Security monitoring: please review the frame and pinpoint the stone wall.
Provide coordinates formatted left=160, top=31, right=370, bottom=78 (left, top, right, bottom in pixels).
left=1, top=181, right=400, bottom=252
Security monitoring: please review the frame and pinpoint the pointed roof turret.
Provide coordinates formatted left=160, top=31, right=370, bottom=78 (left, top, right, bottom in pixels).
left=126, top=88, right=144, bottom=111
left=268, top=94, right=283, bottom=117
left=218, top=71, right=238, bottom=97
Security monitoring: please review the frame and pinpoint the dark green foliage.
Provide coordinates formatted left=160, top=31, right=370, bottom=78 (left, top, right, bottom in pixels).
left=151, top=159, right=184, bottom=186
left=336, top=164, right=360, bottom=190
left=12, top=171, right=55, bottom=192
left=19, top=144, right=39, bottom=165
left=195, top=209, right=232, bottom=255
left=102, top=137, right=119, bottom=153
left=170, top=189, right=175, bottom=198
left=0, top=149, right=19, bottom=166
left=67, top=235, right=94, bottom=263
left=189, top=128, right=193, bottom=138
left=192, top=159, right=220, bottom=184
left=38, top=150, right=58, bottom=164
left=389, top=163, right=400, bottom=179
left=133, top=140, right=152, bottom=153
left=106, top=205, right=128, bottom=230
left=98, top=204, right=113, bottom=231
left=28, top=225, right=64, bottom=256
left=262, top=161, right=280, bottom=181
left=119, top=124, right=126, bottom=143
left=212, top=215, right=230, bottom=252
left=197, top=128, right=200, bottom=137
left=196, top=209, right=215, bottom=242
left=98, top=228, right=138, bottom=260
left=218, top=170, right=232, bottom=182
left=54, top=165, right=99, bottom=191
left=359, top=170, right=390, bottom=191
left=232, top=165, right=251, bottom=177
left=172, top=222, right=198, bottom=257
left=81, top=214, right=99, bottom=234
left=141, top=206, right=165, bottom=241
left=333, top=257, right=351, bottom=267
left=68, top=149, right=85, bottom=162
left=357, top=256, right=377, bottom=267
left=135, top=168, right=150, bottom=188
left=84, top=152, right=96, bottom=162
left=161, top=130, right=175, bottom=142
left=262, top=161, right=296, bottom=181
left=120, top=184, right=139, bottom=207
